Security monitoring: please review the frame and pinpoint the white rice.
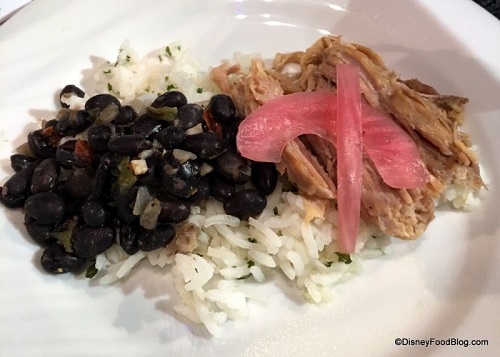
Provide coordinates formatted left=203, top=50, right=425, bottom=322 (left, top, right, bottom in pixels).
left=77, top=42, right=483, bottom=336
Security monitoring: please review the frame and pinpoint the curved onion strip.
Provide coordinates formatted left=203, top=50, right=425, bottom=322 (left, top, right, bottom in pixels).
left=336, top=64, right=363, bottom=253
left=236, top=94, right=428, bottom=189
left=236, top=91, right=337, bottom=162
left=361, top=104, right=429, bottom=188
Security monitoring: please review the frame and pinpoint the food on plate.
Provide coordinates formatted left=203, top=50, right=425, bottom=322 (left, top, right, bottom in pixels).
left=212, top=35, right=484, bottom=242
left=0, top=36, right=484, bottom=335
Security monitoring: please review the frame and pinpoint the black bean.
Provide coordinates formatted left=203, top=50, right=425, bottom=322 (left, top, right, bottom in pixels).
left=24, top=215, right=55, bottom=247
left=222, top=119, right=241, bottom=149
left=177, top=159, right=202, bottom=180
left=65, top=168, right=94, bottom=198
left=215, top=150, right=251, bottom=184
left=87, top=124, right=114, bottom=152
left=137, top=154, right=162, bottom=187
left=118, top=221, right=139, bottom=255
left=85, top=93, right=121, bottom=111
left=209, top=175, right=236, bottom=203
left=158, top=200, right=191, bottom=223
left=137, top=224, right=175, bottom=252
left=161, top=173, right=197, bottom=199
left=208, top=94, right=236, bottom=123
left=130, top=115, right=165, bottom=138
left=55, top=140, right=76, bottom=168
left=25, top=191, right=65, bottom=225
left=82, top=200, right=107, bottom=227
left=155, top=126, right=185, bottom=149
left=72, top=225, right=115, bottom=259
left=30, top=158, right=60, bottom=194
left=43, top=119, right=59, bottom=129
left=10, top=154, right=38, bottom=172
left=28, top=129, right=56, bottom=159
left=186, top=178, right=210, bottom=204
left=41, top=244, right=86, bottom=274
left=108, top=134, right=152, bottom=154
left=160, top=150, right=181, bottom=169
left=54, top=139, right=92, bottom=168
left=99, top=151, right=122, bottom=168
left=183, top=132, right=225, bottom=160
left=114, top=105, right=138, bottom=125
left=251, top=162, right=279, bottom=196
left=56, top=110, right=92, bottom=137
left=60, top=84, right=85, bottom=109
left=92, top=162, right=110, bottom=198
left=115, top=186, right=138, bottom=223
left=177, top=103, right=204, bottom=130
left=151, top=91, right=187, bottom=108
left=223, top=189, right=267, bottom=220
left=0, top=193, right=27, bottom=208
left=2, top=165, right=35, bottom=197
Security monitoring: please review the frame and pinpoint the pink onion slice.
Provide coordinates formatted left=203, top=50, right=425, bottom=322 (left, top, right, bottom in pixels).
left=336, top=64, right=363, bottom=253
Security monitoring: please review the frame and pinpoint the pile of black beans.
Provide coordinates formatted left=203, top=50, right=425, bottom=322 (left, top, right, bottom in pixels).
left=0, top=86, right=278, bottom=275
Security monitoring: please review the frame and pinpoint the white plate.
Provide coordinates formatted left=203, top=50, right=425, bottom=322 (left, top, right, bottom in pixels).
left=1, top=0, right=499, bottom=356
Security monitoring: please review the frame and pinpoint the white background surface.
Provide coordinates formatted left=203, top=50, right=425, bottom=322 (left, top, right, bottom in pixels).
left=0, top=0, right=499, bottom=356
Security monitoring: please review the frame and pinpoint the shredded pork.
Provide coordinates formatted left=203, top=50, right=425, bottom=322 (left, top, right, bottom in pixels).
left=210, top=35, right=484, bottom=241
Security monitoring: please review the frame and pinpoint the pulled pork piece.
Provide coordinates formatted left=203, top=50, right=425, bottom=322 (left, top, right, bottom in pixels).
left=209, top=36, right=483, bottom=240
left=166, top=222, right=200, bottom=256
left=275, top=36, right=483, bottom=191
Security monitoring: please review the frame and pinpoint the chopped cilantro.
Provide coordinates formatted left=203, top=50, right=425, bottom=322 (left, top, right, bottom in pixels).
left=85, top=264, right=98, bottom=279
left=247, top=238, right=257, bottom=243
left=247, top=260, right=255, bottom=268
left=324, top=261, right=333, bottom=268
left=126, top=55, right=131, bottom=62
left=196, top=87, right=203, bottom=94
left=237, top=274, right=251, bottom=280
left=165, top=46, right=172, bottom=56
left=103, top=69, right=111, bottom=74
left=107, top=83, right=113, bottom=91
left=176, top=45, right=181, bottom=51
left=158, top=55, right=163, bottom=62
left=166, top=84, right=176, bottom=91
left=335, top=252, right=352, bottom=264
left=164, top=76, right=170, bottom=82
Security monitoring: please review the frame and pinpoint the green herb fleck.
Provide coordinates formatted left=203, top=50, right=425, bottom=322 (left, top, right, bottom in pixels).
left=247, top=260, right=255, bottom=268
left=324, top=261, right=333, bottom=268
left=248, top=238, right=257, bottom=243
left=158, top=55, right=163, bottom=62
left=116, top=156, right=137, bottom=192
left=176, top=45, right=181, bottom=51
left=165, top=46, right=172, bottom=56
left=166, top=84, right=176, bottom=91
left=107, top=82, right=113, bottom=91
left=196, top=87, right=203, bottom=94
left=273, top=207, right=279, bottom=215
left=85, top=264, right=98, bottom=279
left=237, top=273, right=251, bottom=280
left=103, top=69, right=111, bottom=74
left=335, top=252, right=352, bottom=264
left=50, top=217, right=79, bottom=253
left=126, top=55, right=131, bottom=62
left=196, top=253, right=204, bottom=257
left=164, top=76, right=169, bottom=82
